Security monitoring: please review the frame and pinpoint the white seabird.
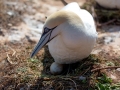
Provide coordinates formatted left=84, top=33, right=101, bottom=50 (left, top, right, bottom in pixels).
left=31, top=2, right=97, bottom=74
left=95, top=0, right=120, bottom=9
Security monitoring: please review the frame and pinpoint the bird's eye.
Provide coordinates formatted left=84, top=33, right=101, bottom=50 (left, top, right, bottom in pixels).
left=42, top=27, right=50, bottom=36
left=44, top=27, right=49, bottom=33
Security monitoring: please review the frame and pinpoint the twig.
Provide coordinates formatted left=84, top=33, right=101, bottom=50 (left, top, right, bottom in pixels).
left=5, top=45, right=17, bottom=65
left=91, top=66, right=120, bottom=72
left=55, top=82, right=64, bottom=90
left=81, top=67, right=91, bottom=75
left=7, top=53, right=14, bottom=65
left=97, top=19, right=116, bottom=27
left=6, top=45, right=16, bottom=56
left=61, top=0, right=67, bottom=5
left=62, top=78, right=78, bottom=90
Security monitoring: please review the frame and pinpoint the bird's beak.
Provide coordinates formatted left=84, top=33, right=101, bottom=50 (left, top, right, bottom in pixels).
left=30, top=26, right=57, bottom=58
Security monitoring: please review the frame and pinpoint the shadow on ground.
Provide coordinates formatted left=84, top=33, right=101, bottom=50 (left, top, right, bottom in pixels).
left=28, top=46, right=99, bottom=90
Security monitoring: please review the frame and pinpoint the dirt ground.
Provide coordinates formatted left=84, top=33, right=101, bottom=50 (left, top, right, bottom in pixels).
left=0, top=0, right=120, bottom=90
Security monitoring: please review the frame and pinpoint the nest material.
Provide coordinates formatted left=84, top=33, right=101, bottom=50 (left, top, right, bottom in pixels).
left=95, top=9, right=120, bottom=23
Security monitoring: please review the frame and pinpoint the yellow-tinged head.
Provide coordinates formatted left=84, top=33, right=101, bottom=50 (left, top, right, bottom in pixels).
left=44, top=10, right=83, bottom=28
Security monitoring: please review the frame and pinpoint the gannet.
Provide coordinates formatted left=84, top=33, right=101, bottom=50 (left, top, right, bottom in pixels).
left=31, top=2, right=97, bottom=74
left=95, top=0, right=120, bottom=9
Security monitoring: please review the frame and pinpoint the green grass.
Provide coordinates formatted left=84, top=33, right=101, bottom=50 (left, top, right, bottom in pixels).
left=95, top=74, right=120, bottom=90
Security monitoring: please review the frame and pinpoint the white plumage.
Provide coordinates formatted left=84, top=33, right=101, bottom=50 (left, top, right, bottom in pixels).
left=96, top=0, right=120, bottom=9
left=31, top=2, right=97, bottom=74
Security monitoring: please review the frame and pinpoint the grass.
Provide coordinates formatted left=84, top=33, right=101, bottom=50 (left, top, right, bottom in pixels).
left=95, top=74, right=120, bottom=90
left=0, top=42, right=120, bottom=90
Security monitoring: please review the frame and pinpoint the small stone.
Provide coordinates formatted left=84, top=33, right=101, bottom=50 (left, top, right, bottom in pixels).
left=7, top=11, right=14, bottom=16
left=8, top=23, right=12, bottom=27
left=116, top=68, right=120, bottom=72
left=79, top=76, right=86, bottom=81
left=20, top=88, right=25, bottom=90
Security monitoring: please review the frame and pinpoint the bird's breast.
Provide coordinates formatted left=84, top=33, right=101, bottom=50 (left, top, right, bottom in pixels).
left=47, top=22, right=96, bottom=64
left=48, top=33, right=95, bottom=64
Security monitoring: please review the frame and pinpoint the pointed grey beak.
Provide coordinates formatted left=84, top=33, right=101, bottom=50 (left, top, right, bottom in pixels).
left=30, top=26, right=57, bottom=58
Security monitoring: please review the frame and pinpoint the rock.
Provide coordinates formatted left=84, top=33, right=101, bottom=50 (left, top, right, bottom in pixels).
left=116, top=68, right=120, bottom=72
left=104, top=36, right=114, bottom=44
left=79, top=76, right=86, bottom=81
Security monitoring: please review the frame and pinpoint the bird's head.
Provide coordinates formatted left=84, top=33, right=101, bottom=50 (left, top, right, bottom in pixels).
left=30, top=10, right=82, bottom=57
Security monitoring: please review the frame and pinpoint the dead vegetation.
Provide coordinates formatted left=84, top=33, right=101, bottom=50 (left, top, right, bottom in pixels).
left=0, top=41, right=99, bottom=89
left=0, top=40, right=120, bottom=90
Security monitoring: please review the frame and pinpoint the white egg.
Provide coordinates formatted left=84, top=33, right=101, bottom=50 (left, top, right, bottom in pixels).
left=50, top=62, right=63, bottom=75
